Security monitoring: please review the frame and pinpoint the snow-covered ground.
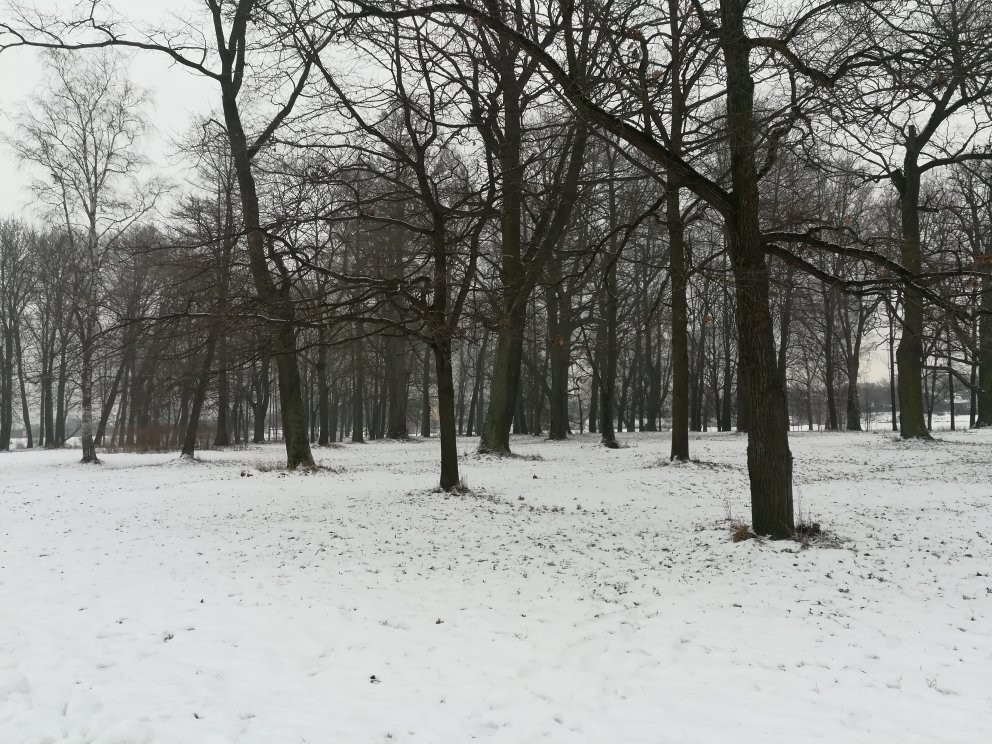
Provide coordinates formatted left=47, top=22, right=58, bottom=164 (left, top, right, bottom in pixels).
left=1, top=430, right=990, bottom=743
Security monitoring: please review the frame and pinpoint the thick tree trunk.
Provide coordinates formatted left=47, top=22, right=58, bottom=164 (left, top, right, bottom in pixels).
left=0, top=330, right=12, bottom=450
left=666, top=0, right=690, bottom=458
left=55, top=344, right=68, bottom=445
left=599, top=262, right=619, bottom=449
left=42, top=349, right=56, bottom=447
left=976, top=269, right=992, bottom=426
left=79, top=325, right=99, bottom=464
left=894, top=142, right=930, bottom=439
left=481, top=306, right=525, bottom=452
left=221, top=81, right=313, bottom=468
left=479, top=47, right=525, bottom=455
left=722, top=0, right=793, bottom=537
left=669, top=176, right=690, bottom=459
left=588, top=359, right=599, bottom=434
left=547, top=283, right=571, bottom=440
left=351, top=326, right=366, bottom=443
left=433, top=341, right=460, bottom=489
left=846, top=356, right=863, bottom=431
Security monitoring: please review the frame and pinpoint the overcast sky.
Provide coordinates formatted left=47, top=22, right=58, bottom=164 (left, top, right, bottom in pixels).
left=0, top=0, right=213, bottom=216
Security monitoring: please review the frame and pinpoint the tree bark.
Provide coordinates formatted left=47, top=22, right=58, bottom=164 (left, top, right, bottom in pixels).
left=721, top=0, right=794, bottom=537
left=893, top=136, right=930, bottom=439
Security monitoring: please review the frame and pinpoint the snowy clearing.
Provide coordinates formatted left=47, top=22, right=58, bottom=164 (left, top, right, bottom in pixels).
left=1, top=430, right=991, bottom=743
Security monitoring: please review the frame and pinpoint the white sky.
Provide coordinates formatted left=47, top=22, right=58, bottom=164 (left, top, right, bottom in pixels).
left=0, top=0, right=213, bottom=216
left=0, top=0, right=892, bottom=383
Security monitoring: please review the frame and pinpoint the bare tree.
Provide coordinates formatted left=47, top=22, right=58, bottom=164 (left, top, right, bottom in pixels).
left=7, top=50, right=159, bottom=463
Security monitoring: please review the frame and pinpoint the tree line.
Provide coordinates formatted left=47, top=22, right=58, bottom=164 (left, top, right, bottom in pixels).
left=1, top=0, right=991, bottom=537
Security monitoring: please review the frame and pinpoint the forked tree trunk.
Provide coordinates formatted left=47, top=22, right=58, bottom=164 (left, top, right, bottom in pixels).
left=221, top=81, right=313, bottom=469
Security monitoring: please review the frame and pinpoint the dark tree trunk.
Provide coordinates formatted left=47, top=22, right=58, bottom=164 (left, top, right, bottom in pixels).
left=181, top=333, right=217, bottom=458
left=588, top=357, right=599, bottom=434
left=667, top=0, right=690, bottom=458
left=433, top=341, right=459, bottom=489
left=465, top=334, right=487, bottom=437
left=79, top=325, right=99, bottom=463
left=253, top=353, right=270, bottom=444
left=214, top=345, right=230, bottom=447
left=420, top=347, right=431, bottom=438
left=888, top=303, right=899, bottom=431
left=599, top=253, right=619, bottom=449
left=893, top=139, right=930, bottom=439
left=386, top=333, right=409, bottom=439
left=721, top=0, right=793, bottom=537
left=221, top=76, right=313, bottom=469
left=14, top=326, right=32, bottom=448
left=317, top=334, right=330, bottom=445
left=352, top=326, right=366, bottom=443
left=977, top=269, right=992, bottom=426
left=846, top=356, right=863, bottom=431
left=547, top=281, right=571, bottom=440
left=823, top=287, right=839, bottom=431
left=0, top=330, right=12, bottom=450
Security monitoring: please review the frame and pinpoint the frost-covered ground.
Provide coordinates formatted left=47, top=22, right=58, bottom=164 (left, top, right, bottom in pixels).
left=1, top=430, right=990, bottom=743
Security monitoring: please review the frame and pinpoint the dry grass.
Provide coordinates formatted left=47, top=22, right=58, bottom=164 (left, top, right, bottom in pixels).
left=730, top=521, right=756, bottom=543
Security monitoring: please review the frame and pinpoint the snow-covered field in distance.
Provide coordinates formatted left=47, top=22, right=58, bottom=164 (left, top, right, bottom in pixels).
left=1, top=430, right=990, bottom=743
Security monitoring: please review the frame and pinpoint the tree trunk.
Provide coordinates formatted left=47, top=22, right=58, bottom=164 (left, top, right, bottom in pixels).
left=721, top=0, right=793, bottom=537
left=221, top=79, right=313, bottom=468
left=894, top=140, right=930, bottom=439
left=420, top=348, right=432, bottom=438
left=352, top=325, right=366, bottom=443
left=14, top=325, right=32, bottom=448
left=599, top=258, right=619, bottom=449
left=976, top=268, right=992, bottom=426
left=823, top=287, right=839, bottom=430
left=669, top=176, right=690, bottom=459
left=547, top=282, right=571, bottom=440
left=0, top=329, right=12, bottom=450
left=79, top=323, right=99, bottom=463
left=180, top=333, right=217, bottom=458
left=386, top=332, right=409, bottom=439
left=253, top=353, right=270, bottom=443
left=433, top=341, right=460, bottom=489
left=845, top=355, right=863, bottom=431
left=317, top=334, right=330, bottom=446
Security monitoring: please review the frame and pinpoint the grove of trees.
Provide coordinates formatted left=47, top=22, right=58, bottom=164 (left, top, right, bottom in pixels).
left=2, top=0, right=991, bottom=538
